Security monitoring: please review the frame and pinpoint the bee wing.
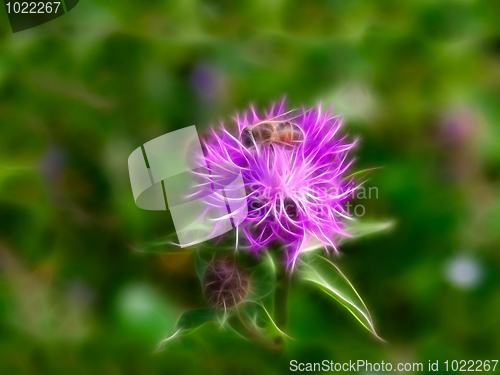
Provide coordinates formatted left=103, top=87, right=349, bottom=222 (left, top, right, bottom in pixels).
left=265, top=108, right=302, bottom=122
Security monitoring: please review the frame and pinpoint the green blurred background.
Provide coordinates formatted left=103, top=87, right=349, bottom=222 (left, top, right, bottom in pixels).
left=1, top=0, right=500, bottom=373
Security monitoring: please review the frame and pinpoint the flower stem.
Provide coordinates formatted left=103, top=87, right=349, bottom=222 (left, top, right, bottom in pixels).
left=274, top=266, right=290, bottom=330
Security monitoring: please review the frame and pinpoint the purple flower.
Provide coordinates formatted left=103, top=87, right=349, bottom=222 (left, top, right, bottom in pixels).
left=199, top=100, right=357, bottom=267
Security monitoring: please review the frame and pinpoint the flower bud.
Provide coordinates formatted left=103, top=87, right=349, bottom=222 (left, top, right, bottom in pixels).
left=203, top=259, right=248, bottom=309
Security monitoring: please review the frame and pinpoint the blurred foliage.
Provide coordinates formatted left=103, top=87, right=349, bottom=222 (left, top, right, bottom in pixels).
left=1, top=0, right=500, bottom=374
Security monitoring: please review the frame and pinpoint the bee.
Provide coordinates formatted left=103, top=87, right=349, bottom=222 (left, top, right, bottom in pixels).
left=241, top=111, right=305, bottom=149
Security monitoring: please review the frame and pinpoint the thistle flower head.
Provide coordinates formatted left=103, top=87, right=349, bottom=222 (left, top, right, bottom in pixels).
left=199, top=101, right=357, bottom=267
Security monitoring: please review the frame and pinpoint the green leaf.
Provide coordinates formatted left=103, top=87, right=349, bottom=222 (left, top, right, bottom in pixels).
left=155, top=308, right=215, bottom=352
left=134, top=232, right=189, bottom=254
left=177, top=308, right=215, bottom=330
left=237, top=301, right=293, bottom=340
left=343, top=166, right=383, bottom=180
left=342, top=219, right=394, bottom=242
left=298, top=254, right=382, bottom=340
